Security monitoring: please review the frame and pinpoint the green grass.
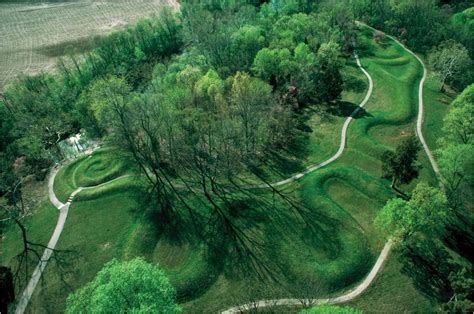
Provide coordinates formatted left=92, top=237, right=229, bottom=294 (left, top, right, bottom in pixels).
left=239, top=56, right=369, bottom=184
left=26, top=160, right=380, bottom=313
left=0, top=178, right=58, bottom=296
left=4, top=25, right=451, bottom=314
left=346, top=253, right=437, bottom=313
left=53, top=148, right=136, bottom=202
left=28, top=176, right=144, bottom=313
left=422, top=74, right=454, bottom=151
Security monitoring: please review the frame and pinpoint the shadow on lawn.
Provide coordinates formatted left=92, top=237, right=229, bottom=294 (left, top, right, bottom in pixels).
left=327, top=101, right=373, bottom=119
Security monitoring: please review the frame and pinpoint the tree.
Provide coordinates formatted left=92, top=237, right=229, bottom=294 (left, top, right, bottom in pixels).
left=315, top=42, right=343, bottom=102
left=374, top=183, right=448, bottom=243
left=252, top=47, right=293, bottom=87
left=437, top=144, right=474, bottom=206
left=381, top=136, right=421, bottom=193
left=442, top=105, right=474, bottom=145
left=195, top=69, right=225, bottom=107
left=437, top=84, right=474, bottom=207
left=87, top=76, right=132, bottom=132
left=388, top=0, right=449, bottom=52
left=230, top=72, right=273, bottom=156
left=291, top=43, right=318, bottom=103
left=269, top=13, right=316, bottom=50
left=66, top=258, right=180, bottom=313
left=350, top=0, right=392, bottom=31
left=441, top=264, right=474, bottom=312
left=440, top=84, right=474, bottom=145
left=449, top=7, right=474, bottom=59
left=230, top=25, right=266, bottom=71
left=428, top=40, right=472, bottom=91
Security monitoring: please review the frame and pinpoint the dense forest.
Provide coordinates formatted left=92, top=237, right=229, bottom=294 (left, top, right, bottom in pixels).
left=1, top=0, right=473, bottom=312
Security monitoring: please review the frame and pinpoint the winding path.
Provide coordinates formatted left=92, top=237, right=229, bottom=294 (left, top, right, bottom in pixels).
left=221, top=26, right=444, bottom=313
left=252, top=53, right=373, bottom=189
left=14, top=167, right=70, bottom=314
left=14, top=165, right=130, bottom=314
left=15, top=24, right=443, bottom=314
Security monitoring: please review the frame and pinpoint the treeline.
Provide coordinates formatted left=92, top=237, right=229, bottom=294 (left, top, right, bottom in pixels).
left=0, top=8, right=181, bottom=198
left=0, top=0, right=360, bottom=278
left=75, top=0, right=361, bottom=275
left=351, top=0, right=473, bottom=90
left=0, top=1, right=354, bottom=196
left=375, top=84, right=474, bottom=312
left=1, top=0, right=473, bottom=280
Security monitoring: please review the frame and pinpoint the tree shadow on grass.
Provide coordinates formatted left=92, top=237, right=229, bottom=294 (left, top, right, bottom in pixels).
left=264, top=149, right=307, bottom=178
left=400, top=238, right=454, bottom=303
left=326, top=101, right=373, bottom=119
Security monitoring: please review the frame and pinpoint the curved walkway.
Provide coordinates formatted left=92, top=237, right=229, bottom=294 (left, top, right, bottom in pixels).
left=387, top=34, right=445, bottom=190
left=14, top=165, right=130, bottom=314
left=252, top=53, right=373, bottom=189
left=15, top=24, right=443, bottom=314
left=221, top=26, right=444, bottom=313
left=222, top=241, right=393, bottom=313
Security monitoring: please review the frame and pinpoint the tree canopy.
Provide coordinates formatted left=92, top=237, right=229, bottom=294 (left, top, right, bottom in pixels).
left=381, top=136, right=421, bottom=191
left=375, top=183, right=448, bottom=243
left=66, top=258, right=180, bottom=313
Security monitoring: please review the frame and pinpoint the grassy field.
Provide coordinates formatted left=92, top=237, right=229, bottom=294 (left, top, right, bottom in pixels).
left=0, top=0, right=178, bottom=89
left=240, top=57, right=369, bottom=184
left=346, top=252, right=437, bottom=313
left=53, top=148, right=137, bottom=202
left=0, top=176, right=58, bottom=297
left=1, top=25, right=451, bottom=313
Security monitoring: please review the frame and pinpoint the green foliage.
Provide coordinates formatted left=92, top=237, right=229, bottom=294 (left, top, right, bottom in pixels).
left=428, top=40, right=472, bottom=91
left=450, top=7, right=474, bottom=58
left=452, top=83, right=474, bottom=108
left=437, top=84, right=474, bottom=206
left=87, top=76, right=132, bottom=132
left=350, top=0, right=392, bottom=31
left=195, top=69, right=225, bottom=103
left=66, top=257, right=180, bottom=313
left=230, top=25, right=266, bottom=70
left=437, top=144, right=474, bottom=202
left=230, top=72, right=273, bottom=152
left=389, top=0, right=448, bottom=51
left=375, top=183, right=448, bottom=241
left=270, top=13, right=316, bottom=50
left=442, top=299, right=474, bottom=313
left=252, top=47, right=292, bottom=85
left=381, top=136, right=421, bottom=187
left=440, top=84, right=474, bottom=144
left=301, top=304, right=363, bottom=314
left=441, top=104, right=473, bottom=145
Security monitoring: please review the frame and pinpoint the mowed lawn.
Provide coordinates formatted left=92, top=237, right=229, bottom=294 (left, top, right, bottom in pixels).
left=0, top=177, right=58, bottom=298
left=53, top=148, right=137, bottom=202
left=3, top=25, right=451, bottom=313
left=29, top=156, right=376, bottom=313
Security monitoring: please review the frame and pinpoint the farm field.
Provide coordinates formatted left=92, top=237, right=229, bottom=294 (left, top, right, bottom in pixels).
left=0, top=0, right=178, bottom=89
